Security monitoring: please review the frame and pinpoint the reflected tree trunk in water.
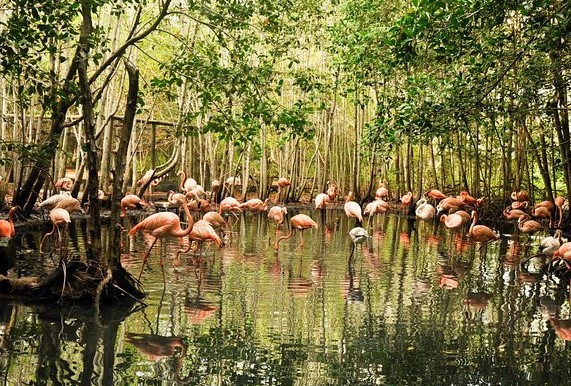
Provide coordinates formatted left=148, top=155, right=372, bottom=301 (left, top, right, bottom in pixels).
left=102, top=323, right=119, bottom=385
left=36, top=318, right=66, bottom=385
left=33, top=307, right=129, bottom=385
left=79, top=317, right=121, bottom=385
left=80, top=319, right=99, bottom=385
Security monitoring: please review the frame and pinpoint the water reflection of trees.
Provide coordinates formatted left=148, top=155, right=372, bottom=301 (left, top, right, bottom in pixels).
left=4, top=213, right=571, bottom=383
left=0, top=302, right=142, bottom=384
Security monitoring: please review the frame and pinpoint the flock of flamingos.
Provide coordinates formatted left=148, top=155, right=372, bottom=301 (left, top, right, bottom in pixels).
left=0, top=172, right=571, bottom=281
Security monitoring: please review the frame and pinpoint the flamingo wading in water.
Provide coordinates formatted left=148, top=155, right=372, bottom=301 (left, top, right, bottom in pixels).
left=39, top=208, right=71, bottom=253
left=468, top=211, right=498, bottom=246
left=415, top=198, right=435, bottom=221
left=349, top=227, right=370, bottom=258
left=121, top=194, right=148, bottom=217
left=274, top=214, right=318, bottom=251
left=177, top=219, right=224, bottom=257
left=268, top=206, right=287, bottom=229
left=344, top=191, right=363, bottom=227
left=128, top=202, right=195, bottom=279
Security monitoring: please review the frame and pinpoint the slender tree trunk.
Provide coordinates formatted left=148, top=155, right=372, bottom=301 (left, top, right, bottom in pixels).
left=13, top=46, right=81, bottom=214
left=429, top=139, right=438, bottom=191
left=323, top=71, right=339, bottom=191
left=78, top=1, right=101, bottom=260
left=522, top=120, right=553, bottom=201
left=351, top=92, right=359, bottom=196
left=242, top=145, right=251, bottom=201
left=417, top=144, right=423, bottom=199
left=406, top=139, right=413, bottom=193
left=260, top=125, right=269, bottom=199
left=109, top=59, right=140, bottom=274
left=550, top=44, right=571, bottom=196
left=98, top=19, right=123, bottom=193
left=456, top=129, right=468, bottom=191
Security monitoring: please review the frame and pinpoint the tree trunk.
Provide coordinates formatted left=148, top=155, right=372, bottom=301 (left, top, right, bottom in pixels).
left=456, top=129, right=468, bottom=191
left=13, top=45, right=81, bottom=215
left=260, top=125, right=269, bottom=199
left=242, top=144, right=251, bottom=201
left=78, top=1, right=102, bottom=261
left=522, top=120, right=553, bottom=201
left=110, top=60, right=139, bottom=269
left=550, top=45, right=571, bottom=196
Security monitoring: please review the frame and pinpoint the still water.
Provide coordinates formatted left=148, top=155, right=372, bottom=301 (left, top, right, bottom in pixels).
left=3, top=208, right=571, bottom=385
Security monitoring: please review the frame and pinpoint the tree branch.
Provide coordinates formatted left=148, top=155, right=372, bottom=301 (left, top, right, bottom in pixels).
left=89, top=0, right=172, bottom=85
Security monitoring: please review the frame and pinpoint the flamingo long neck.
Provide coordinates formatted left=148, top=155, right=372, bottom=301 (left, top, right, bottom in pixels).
left=274, top=229, right=295, bottom=250
left=210, top=230, right=223, bottom=246
left=170, top=222, right=195, bottom=238
left=167, top=191, right=175, bottom=204
left=469, top=212, right=478, bottom=235
left=181, top=202, right=194, bottom=230
left=8, top=207, right=16, bottom=221
left=179, top=171, right=187, bottom=191
left=8, top=207, right=16, bottom=234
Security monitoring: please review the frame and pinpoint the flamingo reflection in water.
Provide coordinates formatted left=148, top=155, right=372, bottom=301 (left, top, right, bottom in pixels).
left=125, top=333, right=191, bottom=382
left=185, top=301, right=217, bottom=324
left=341, top=227, right=369, bottom=303
left=464, top=292, right=493, bottom=321
left=550, top=317, right=571, bottom=341
left=184, top=265, right=219, bottom=324
left=343, top=246, right=363, bottom=303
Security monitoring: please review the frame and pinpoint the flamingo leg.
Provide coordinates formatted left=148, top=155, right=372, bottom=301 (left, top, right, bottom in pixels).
left=196, top=241, right=205, bottom=255
left=161, top=263, right=166, bottom=286
left=39, top=224, right=57, bottom=253
left=175, top=241, right=193, bottom=267
left=57, top=225, right=69, bottom=265
left=137, top=237, right=158, bottom=280
left=299, top=230, right=304, bottom=247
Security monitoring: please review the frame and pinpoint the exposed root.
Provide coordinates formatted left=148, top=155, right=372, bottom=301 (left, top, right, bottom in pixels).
left=0, top=252, right=146, bottom=305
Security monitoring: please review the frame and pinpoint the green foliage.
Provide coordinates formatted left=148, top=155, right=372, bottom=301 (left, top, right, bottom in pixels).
left=0, top=1, right=79, bottom=109
left=0, top=140, right=52, bottom=166
left=337, top=0, right=570, bottom=165
left=148, top=0, right=327, bottom=146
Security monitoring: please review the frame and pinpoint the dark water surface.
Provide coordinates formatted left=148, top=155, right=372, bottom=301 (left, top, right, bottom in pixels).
left=2, top=208, right=571, bottom=385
